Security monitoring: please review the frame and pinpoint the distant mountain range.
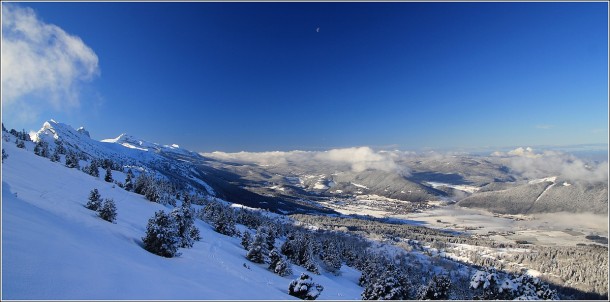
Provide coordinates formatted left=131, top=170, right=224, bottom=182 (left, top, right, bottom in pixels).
left=24, top=120, right=610, bottom=216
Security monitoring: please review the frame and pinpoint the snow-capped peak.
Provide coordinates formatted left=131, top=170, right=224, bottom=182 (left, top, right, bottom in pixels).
left=36, top=120, right=91, bottom=143
left=101, top=133, right=158, bottom=152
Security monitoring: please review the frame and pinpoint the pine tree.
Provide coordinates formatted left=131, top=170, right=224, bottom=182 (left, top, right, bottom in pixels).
left=263, top=225, right=276, bottom=251
left=98, top=198, right=117, bottom=223
left=87, top=161, right=100, bottom=177
left=214, top=209, right=236, bottom=236
left=320, top=239, right=342, bottom=274
left=142, top=210, right=181, bottom=258
left=269, top=248, right=293, bottom=277
left=34, top=141, right=42, bottom=156
left=86, top=189, right=102, bottom=211
left=288, top=273, right=324, bottom=300
left=469, top=267, right=511, bottom=300
left=41, top=141, right=49, bottom=157
left=16, top=139, right=25, bottom=149
left=510, top=273, right=558, bottom=300
left=2, top=148, right=7, bottom=163
left=34, top=141, right=49, bottom=157
left=301, top=240, right=320, bottom=275
left=124, top=169, right=134, bottom=191
left=65, top=152, right=79, bottom=168
left=361, top=263, right=409, bottom=300
left=269, top=248, right=282, bottom=271
left=104, top=167, right=113, bottom=182
left=274, top=256, right=293, bottom=277
left=55, top=140, right=66, bottom=154
left=241, top=231, right=252, bottom=250
left=50, top=149, right=60, bottom=162
left=170, top=201, right=200, bottom=248
left=416, top=274, right=451, bottom=300
left=246, top=228, right=267, bottom=264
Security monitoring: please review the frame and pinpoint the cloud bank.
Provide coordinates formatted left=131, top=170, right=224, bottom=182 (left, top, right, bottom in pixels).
left=205, top=147, right=409, bottom=175
left=492, top=147, right=608, bottom=183
left=1, top=4, right=99, bottom=122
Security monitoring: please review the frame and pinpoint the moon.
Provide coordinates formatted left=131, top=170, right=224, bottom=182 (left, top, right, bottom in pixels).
left=316, top=27, right=320, bottom=33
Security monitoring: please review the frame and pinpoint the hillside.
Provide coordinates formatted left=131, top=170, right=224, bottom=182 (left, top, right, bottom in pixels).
left=1, top=138, right=362, bottom=300
left=458, top=177, right=608, bottom=215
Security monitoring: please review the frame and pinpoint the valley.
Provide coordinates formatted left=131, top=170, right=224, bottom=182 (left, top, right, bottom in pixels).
left=2, top=120, right=608, bottom=300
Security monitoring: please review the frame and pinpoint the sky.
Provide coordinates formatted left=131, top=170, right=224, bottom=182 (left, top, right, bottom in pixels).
left=1, top=1, right=608, bottom=152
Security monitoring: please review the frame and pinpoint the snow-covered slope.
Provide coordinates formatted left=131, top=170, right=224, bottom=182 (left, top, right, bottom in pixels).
left=1, top=138, right=363, bottom=299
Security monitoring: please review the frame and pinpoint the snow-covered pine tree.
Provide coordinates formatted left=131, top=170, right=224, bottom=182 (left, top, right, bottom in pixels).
left=302, top=245, right=320, bottom=275
left=416, top=274, right=452, bottom=300
left=214, top=208, right=236, bottom=236
left=98, top=198, right=117, bottom=223
left=269, top=248, right=292, bottom=277
left=288, top=273, right=324, bottom=300
left=241, top=231, right=252, bottom=250
left=320, top=239, right=342, bottom=274
left=170, top=201, right=200, bottom=248
left=361, top=263, right=409, bottom=300
left=104, top=167, right=113, bottom=182
left=124, top=169, right=134, bottom=191
left=86, top=188, right=102, bottom=211
left=2, top=148, right=7, bottom=163
left=359, top=256, right=380, bottom=291
left=510, top=273, right=558, bottom=300
left=246, top=227, right=268, bottom=263
left=142, top=210, right=181, bottom=258
left=263, top=225, right=277, bottom=251
left=269, top=248, right=282, bottom=271
left=469, top=267, right=511, bottom=300
left=274, top=255, right=293, bottom=277
left=281, top=232, right=298, bottom=260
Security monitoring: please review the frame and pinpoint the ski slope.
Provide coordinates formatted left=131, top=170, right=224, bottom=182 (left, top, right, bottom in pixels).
left=1, top=141, right=363, bottom=300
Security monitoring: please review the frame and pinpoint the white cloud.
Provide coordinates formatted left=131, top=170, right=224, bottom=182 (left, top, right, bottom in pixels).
left=492, top=147, right=608, bottom=183
left=205, top=147, right=410, bottom=175
left=1, top=4, right=99, bottom=121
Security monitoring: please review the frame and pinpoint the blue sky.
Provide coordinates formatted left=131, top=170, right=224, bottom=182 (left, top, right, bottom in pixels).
left=2, top=2, right=608, bottom=152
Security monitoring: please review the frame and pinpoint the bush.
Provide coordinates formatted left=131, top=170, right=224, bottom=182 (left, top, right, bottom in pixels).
left=288, top=273, right=324, bottom=300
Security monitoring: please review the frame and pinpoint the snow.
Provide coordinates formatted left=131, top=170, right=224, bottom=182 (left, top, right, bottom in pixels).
left=526, top=269, right=542, bottom=278
left=527, top=176, right=557, bottom=185
left=313, top=182, right=329, bottom=190
left=425, top=181, right=480, bottom=194
left=1, top=140, right=363, bottom=299
left=351, top=182, right=369, bottom=190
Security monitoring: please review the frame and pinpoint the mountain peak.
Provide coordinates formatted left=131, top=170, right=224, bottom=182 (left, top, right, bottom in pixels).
left=101, top=133, right=158, bottom=152
left=76, top=127, right=90, bottom=138
left=37, top=120, right=89, bottom=142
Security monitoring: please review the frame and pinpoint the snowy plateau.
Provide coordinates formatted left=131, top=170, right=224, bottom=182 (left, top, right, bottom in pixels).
left=1, top=120, right=609, bottom=300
